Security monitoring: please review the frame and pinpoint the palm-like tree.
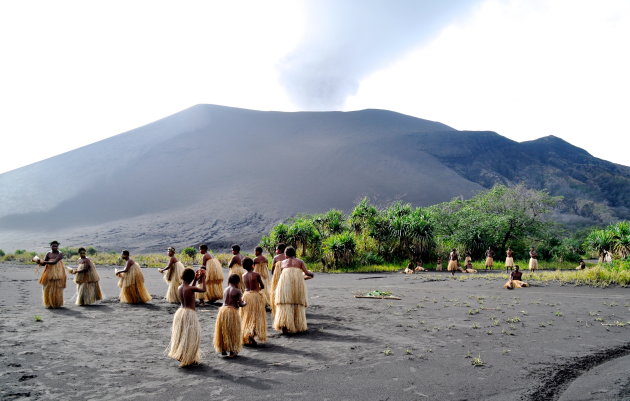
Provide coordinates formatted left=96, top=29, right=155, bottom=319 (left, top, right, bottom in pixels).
left=584, top=229, right=615, bottom=262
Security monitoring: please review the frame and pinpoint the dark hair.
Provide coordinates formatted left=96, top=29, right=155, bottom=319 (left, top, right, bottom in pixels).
left=200, top=244, right=208, bottom=251
left=255, top=246, right=263, bottom=254
left=78, top=247, right=86, bottom=253
left=407, top=262, right=413, bottom=269
left=243, top=257, right=254, bottom=271
left=232, top=244, right=240, bottom=252
left=228, top=273, right=241, bottom=285
left=276, top=243, right=286, bottom=252
left=452, top=248, right=456, bottom=252
left=50, top=240, right=60, bottom=246
left=122, top=250, right=130, bottom=256
left=514, top=265, right=520, bottom=270
left=181, top=268, right=195, bottom=283
left=285, top=247, right=296, bottom=257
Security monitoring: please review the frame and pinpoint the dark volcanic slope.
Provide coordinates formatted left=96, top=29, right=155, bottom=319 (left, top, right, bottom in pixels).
left=0, top=105, right=627, bottom=252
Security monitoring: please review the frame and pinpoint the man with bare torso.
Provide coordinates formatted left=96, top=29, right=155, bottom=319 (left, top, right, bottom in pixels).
left=36, top=240, right=67, bottom=308
left=505, top=247, right=515, bottom=272
left=528, top=247, right=538, bottom=272
left=447, top=248, right=462, bottom=276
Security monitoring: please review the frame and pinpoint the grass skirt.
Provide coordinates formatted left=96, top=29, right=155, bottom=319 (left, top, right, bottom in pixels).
left=39, top=261, right=67, bottom=308
left=505, top=257, right=514, bottom=267
left=436, top=263, right=442, bottom=271
left=273, top=268, right=308, bottom=333
left=197, top=259, right=223, bottom=302
left=74, top=262, right=103, bottom=305
left=253, top=262, right=271, bottom=305
left=270, top=262, right=283, bottom=315
left=167, top=307, right=201, bottom=367
left=529, top=258, right=538, bottom=270
left=240, top=290, right=267, bottom=343
left=163, top=261, right=184, bottom=303
left=229, top=264, right=246, bottom=292
left=447, top=260, right=459, bottom=272
left=485, top=257, right=494, bottom=267
left=118, top=263, right=152, bottom=304
left=504, top=279, right=529, bottom=289
left=213, top=306, right=242, bottom=354
left=465, top=256, right=472, bottom=264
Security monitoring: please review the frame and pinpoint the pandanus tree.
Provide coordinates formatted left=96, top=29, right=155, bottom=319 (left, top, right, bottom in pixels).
left=584, top=229, right=616, bottom=262
left=287, top=219, right=320, bottom=258
left=323, top=232, right=356, bottom=268
left=610, top=221, right=630, bottom=259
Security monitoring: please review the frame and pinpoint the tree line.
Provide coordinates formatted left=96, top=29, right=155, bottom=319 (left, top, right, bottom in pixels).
left=258, top=184, right=627, bottom=269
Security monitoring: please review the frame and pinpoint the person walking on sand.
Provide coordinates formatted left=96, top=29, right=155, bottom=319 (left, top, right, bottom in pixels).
left=485, top=247, right=495, bottom=270
left=253, top=246, right=270, bottom=306
left=35, top=240, right=67, bottom=308
left=447, top=248, right=462, bottom=276
left=270, top=243, right=287, bottom=315
left=159, top=247, right=185, bottom=303
left=505, top=247, right=515, bottom=272
left=528, top=247, right=538, bottom=272
left=214, top=274, right=246, bottom=358
left=273, top=247, right=314, bottom=334
left=228, top=245, right=246, bottom=292
left=197, top=244, right=223, bottom=306
left=240, top=257, right=267, bottom=345
left=68, top=247, right=103, bottom=306
left=167, top=268, right=205, bottom=367
left=503, top=265, right=529, bottom=289
left=116, top=250, right=152, bottom=304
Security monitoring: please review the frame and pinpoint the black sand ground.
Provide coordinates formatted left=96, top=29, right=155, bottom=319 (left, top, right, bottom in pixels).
left=1, top=264, right=629, bottom=401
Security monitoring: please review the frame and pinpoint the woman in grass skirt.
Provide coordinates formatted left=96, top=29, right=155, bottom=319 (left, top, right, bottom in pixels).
left=36, top=241, right=67, bottom=308
left=116, top=250, right=152, bottom=304
left=270, top=243, right=287, bottom=315
left=197, top=245, right=223, bottom=305
left=69, top=247, right=103, bottom=305
left=228, top=244, right=246, bottom=292
left=160, top=247, right=185, bottom=303
left=273, top=247, right=314, bottom=334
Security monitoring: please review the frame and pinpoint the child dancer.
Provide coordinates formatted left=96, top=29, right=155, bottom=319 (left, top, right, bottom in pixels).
left=240, top=258, right=267, bottom=345
left=214, top=274, right=246, bottom=357
left=167, top=268, right=205, bottom=367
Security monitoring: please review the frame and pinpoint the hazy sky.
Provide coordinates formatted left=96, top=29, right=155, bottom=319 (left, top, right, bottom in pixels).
left=1, top=0, right=629, bottom=175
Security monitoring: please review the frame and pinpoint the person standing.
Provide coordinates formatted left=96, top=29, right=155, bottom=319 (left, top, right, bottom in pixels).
left=228, top=245, right=246, bottom=291
left=253, top=246, right=270, bottom=306
left=167, top=268, right=205, bottom=367
left=197, top=244, right=223, bottom=305
left=214, top=274, right=246, bottom=358
left=159, top=247, right=185, bottom=303
left=505, top=247, right=515, bottom=272
left=485, top=247, right=495, bottom=270
left=447, top=248, right=461, bottom=276
left=240, top=257, right=267, bottom=345
left=270, top=243, right=287, bottom=315
left=116, top=250, right=152, bottom=304
left=528, top=247, right=538, bottom=272
left=68, top=247, right=103, bottom=306
left=273, top=247, right=314, bottom=334
left=36, top=241, right=67, bottom=308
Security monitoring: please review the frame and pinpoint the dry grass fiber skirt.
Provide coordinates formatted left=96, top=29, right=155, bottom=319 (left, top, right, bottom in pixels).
left=240, top=290, right=267, bottom=343
left=214, top=306, right=242, bottom=354
left=273, top=268, right=308, bottom=333
left=167, top=307, right=201, bottom=366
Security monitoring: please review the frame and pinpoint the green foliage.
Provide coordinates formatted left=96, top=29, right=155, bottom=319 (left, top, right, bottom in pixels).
left=181, top=247, right=197, bottom=263
left=583, top=221, right=630, bottom=261
left=323, top=232, right=356, bottom=268
left=86, top=246, right=97, bottom=256
left=287, top=218, right=320, bottom=258
left=0, top=249, right=5, bottom=257
left=14, top=249, right=26, bottom=255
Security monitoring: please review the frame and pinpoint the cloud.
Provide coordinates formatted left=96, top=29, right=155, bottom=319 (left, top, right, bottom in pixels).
left=279, top=0, right=480, bottom=110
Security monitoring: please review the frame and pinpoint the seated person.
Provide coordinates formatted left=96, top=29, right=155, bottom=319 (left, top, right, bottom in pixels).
left=404, top=262, right=414, bottom=274
left=463, top=260, right=477, bottom=273
left=503, top=265, right=529, bottom=289
left=414, top=260, right=426, bottom=272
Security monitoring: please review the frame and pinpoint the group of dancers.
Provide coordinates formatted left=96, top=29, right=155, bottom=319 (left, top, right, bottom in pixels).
left=35, top=241, right=314, bottom=366
left=402, top=247, right=535, bottom=289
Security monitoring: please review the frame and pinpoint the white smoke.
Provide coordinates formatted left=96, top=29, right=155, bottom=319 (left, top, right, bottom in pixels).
left=279, top=0, right=480, bottom=110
